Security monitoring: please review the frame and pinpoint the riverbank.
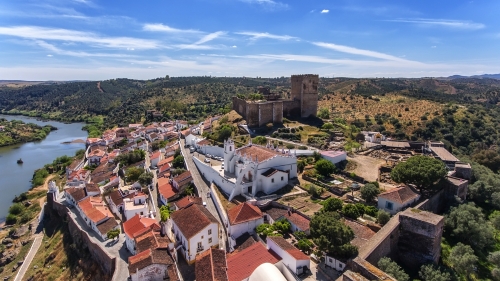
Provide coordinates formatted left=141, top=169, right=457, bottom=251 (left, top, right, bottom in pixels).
left=0, top=118, right=57, bottom=147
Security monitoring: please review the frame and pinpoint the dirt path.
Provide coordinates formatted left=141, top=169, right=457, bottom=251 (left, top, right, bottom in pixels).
left=346, top=155, right=386, bottom=182
left=32, top=175, right=56, bottom=207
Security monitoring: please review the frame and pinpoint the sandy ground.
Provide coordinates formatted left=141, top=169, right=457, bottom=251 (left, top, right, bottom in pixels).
left=346, top=155, right=386, bottom=182
left=33, top=175, right=56, bottom=207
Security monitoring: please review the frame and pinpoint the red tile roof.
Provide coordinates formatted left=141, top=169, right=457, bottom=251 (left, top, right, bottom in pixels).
left=171, top=204, right=218, bottom=239
left=173, top=171, right=192, bottom=187
left=89, top=149, right=106, bottom=158
left=158, top=178, right=178, bottom=200
left=378, top=186, right=420, bottom=204
left=237, top=145, right=281, bottom=162
left=78, top=196, right=110, bottom=223
left=128, top=248, right=174, bottom=274
left=123, top=214, right=160, bottom=239
left=343, top=219, right=376, bottom=248
left=284, top=212, right=310, bottom=232
left=151, top=150, right=161, bottom=160
left=226, top=242, right=281, bottom=281
left=65, top=187, right=88, bottom=203
left=267, top=236, right=309, bottom=260
left=174, top=196, right=203, bottom=210
left=197, top=139, right=211, bottom=146
left=196, top=248, right=228, bottom=281
left=227, top=203, right=262, bottom=225
left=85, top=182, right=100, bottom=193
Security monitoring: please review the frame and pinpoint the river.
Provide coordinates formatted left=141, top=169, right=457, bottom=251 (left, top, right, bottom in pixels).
left=0, top=115, right=87, bottom=223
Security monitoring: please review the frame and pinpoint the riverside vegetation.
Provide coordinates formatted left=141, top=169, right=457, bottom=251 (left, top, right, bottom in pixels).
left=1, top=149, right=108, bottom=280
left=0, top=118, right=56, bottom=146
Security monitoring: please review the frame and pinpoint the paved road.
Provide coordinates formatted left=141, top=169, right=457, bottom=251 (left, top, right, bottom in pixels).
left=13, top=234, right=43, bottom=281
left=180, top=139, right=227, bottom=251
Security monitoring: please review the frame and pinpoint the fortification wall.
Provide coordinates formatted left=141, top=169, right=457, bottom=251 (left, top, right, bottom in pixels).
left=273, top=102, right=283, bottom=124
left=51, top=201, right=116, bottom=277
left=414, top=189, right=445, bottom=214
left=282, top=100, right=301, bottom=117
left=245, top=103, right=259, bottom=127
left=360, top=214, right=401, bottom=265
left=232, top=97, right=247, bottom=119
left=258, top=102, right=274, bottom=127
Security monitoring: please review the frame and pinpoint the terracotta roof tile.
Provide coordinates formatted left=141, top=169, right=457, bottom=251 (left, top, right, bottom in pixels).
left=343, top=219, right=376, bottom=248
left=227, top=203, right=262, bottom=225
left=263, top=207, right=288, bottom=221
left=85, top=182, right=100, bottom=193
left=174, top=196, right=203, bottom=210
left=236, top=145, right=281, bottom=162
left=123, top=214, right=160, bottom=238
left=128, top=248, right=174, bottom=274
left=96, top=218, right=118, bottom=235
left=151, top=150, right=161, bottom=159
left=197, top=139, right=211, bottom=146
left=66, top=187, right=88, bottom=203
left=378, top=186, right=420, bottom=205
left=158, top=178, right=178, bottom=200
left=173, top=171, right=192, bottom=187
left=196, top=248, right=228, bottom=281
left=226, top=242, right=281, bottom=281
left=267, top=236, right=309, bottom=260
left=78, top=196, right=110, bottom=223
left=171, top=204, right=218, bottom=239
left=284, top=212, right=310, bottom=232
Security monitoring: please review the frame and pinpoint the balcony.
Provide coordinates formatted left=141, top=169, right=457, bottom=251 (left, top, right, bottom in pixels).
left=197, top=246, right=204, bottom=253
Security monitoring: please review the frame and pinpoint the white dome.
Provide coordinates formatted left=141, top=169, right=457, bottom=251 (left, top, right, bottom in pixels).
left=248, top=263, right=287, bottom=281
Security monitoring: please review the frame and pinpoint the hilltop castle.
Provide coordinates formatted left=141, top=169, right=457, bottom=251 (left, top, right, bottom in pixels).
left=232, top=74, right=319, bottom=127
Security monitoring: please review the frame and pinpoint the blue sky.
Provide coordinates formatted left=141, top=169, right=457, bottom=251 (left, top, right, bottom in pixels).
left=0, top=0, right=499, bottom=80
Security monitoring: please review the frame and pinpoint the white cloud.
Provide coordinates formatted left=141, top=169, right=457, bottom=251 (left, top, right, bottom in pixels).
left=0, top=26, right=161, bottom=50
left=312, top=42, right=420, bottom=63
left=174, top=44, right=222, bottom=50
left=232, top=45, right=237, bottom=48
left=194, top=31, right=226, bottom=45
left=35, top=40, right=135, bottom=57
left=142, top=23, right=201, bottom=33
left=431, top=46, right=437, bottom=48
left=236, top=31, right=297, bottom=41
left=388, top=18, right=485, bottom=30
left=321, top=9, right=329, bottom=14
left=238, top=0, right=288, bottom=10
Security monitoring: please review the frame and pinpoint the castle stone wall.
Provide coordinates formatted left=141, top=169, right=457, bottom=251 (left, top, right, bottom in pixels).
left=259, top=102, right=274, bottom=127
left=246, top=103, right=260, bottom=127
left=273, top=102, right=283, bottom=124
left=232, top=97, right=247, bottom=119
left=282, top=100, right=301, bottom=117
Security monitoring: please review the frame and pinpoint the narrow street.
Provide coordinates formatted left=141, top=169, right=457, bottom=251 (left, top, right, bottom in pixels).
left=180, top=139, right=227, bottom=251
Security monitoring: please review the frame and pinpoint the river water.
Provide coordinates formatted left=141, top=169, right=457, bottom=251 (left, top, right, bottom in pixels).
left=0, top=115, right=87, bottom=223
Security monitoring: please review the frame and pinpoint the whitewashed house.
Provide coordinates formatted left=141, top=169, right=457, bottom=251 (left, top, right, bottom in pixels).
left=267, top=236, right=310, bottom=275
left=123, top=214, right=160, bottom=255
left=123, top=192, right=149, bottom=220
left=170, top=204, right=219, bottom=264
left=227, top=203, right=263, bottom=249
left=320, top=150, right=347, bottom=165
left=77, top=196, right=119, bottom=240
left=378, top=186, right=420, bottom=215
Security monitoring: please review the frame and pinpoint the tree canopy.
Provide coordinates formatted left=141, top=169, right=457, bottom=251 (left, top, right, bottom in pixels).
left=448, top=243, right=478, bottom=277
left=377, top=257, right=409, bottom=281
left=322, top=198, right=343, bottom=212
left=390, top=155, right=446, bottom=191
left=310, top=212, right=356, bottom=258
left=126, top=167, right=144, bottom=183
left=172, top=155, right=185, bottom=169
left=360, top=183, right=380, bottom=203
left=315, top=159, right=336, bottom=177
left=418, top=264, right=452, bottom=281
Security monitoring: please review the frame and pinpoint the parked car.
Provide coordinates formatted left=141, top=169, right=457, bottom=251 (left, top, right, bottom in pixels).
left=204, top=158, right=211, bottom=163
left=207, top=154, right=212, bottom=158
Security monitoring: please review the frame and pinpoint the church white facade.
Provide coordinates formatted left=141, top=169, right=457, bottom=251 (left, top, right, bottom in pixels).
left=223, top=139, right=298, bottom=200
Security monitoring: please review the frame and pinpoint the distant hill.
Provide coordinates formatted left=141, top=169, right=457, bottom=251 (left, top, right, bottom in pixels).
left=444, top=74, right=500, bottom=80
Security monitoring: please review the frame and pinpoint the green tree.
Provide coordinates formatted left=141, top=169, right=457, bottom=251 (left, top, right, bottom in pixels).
left=160, top=205, right=171, bottom=222
left=360, top=183, right=380, bottom=203
left=107, top=229, right=120, bottom=240
left=172, top=155, right=185, bottom=169
left=9, top=203, right=24, bottom=215
left=418, top=264, right=452, bottom=281
left=322, top=198, right=343, bottom=212
left=297, top=239, right=314, bottom=254
left=138, top=172, right=154, bottom=185
left=342, top=204, right=360, bottom=219
left=445, top=202, right=494, bottom=251
left=256, top=224, right=275, bottom=238
left=217, top=125, right=233, bottom=142
left=297, top=160, right=306, bottom=174
left=390, top=155, right=446, bottom=192
left=317, top=108, right=330, bottom=119
left=253, top=136, right=267, bottom=145
left=274, top=219, right=291, bottom=234
left=315, top=159, right=336, bottom=177
left=448, top=243, right=478, bottom=277
left=126, top=167, right=145, bottom=183
left=377, top=210, right=390, bottom=225
left=294, top=231, right=307, bottom=240
left=310, top=212, right=356, bottom=258
left=378, top=257, right=409, bottom=281
left=321, top=123, right=334, bottom=130
left=5, top=214, right=17, bottom=225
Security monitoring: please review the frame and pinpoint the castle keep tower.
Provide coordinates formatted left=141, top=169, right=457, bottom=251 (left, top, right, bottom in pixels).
left=291, top=74, right=319, bottom=118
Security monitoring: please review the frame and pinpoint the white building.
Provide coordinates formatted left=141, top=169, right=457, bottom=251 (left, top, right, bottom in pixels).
left=227, top=203, right=263, bottom=250
left=266, top=236, right=310, bottom=275
left=170, top=203, right=219, bottom=264
left=320, top=150, right=347, bottom=165
left=123, top=214, right=161, bottom=255
left=123, top=192, right=150, bottom=220
left=222, top=139, right=298, bottom=200
left=378, top=186, right=420, bottom=215
left=77, top=196, right=119, bottom=241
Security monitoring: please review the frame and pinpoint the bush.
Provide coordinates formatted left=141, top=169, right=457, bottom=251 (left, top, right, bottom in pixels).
left=342, top=204, right=360, bottom=219
left=377, top=210, right=390, bottom=225
left=6, top=214, right=17, bottom=225
left=20, top=213, right=31, bottom=224
left=360, top=183, right=380, bottom=203
left=294, top=231, right=307, bottom=240
left=378, top=257, right=409, bottom=281
left=13, top=192, right=28, bottom=203
left=322, top=198, right=343, bottom=212
left=9, top=203, right=24, bottom=215
left=285, top=144, right=295, bottom=149
left=315, top=159, right=336, bottom=177
left=364, top=206, right=378, bottom=217
left=298, top=145, right=307, bottom=150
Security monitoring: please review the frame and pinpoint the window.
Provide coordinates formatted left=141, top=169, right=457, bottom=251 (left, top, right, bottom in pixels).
left=339, top=264, right=343, bottom=269
left=140, top=212, right=143, bottom=215
left=229, top=146, right=232, bottom=151
left=385, top=201, right=393, bottom=210
left=197, top=242, right=202, bottom=248
left=208, top=229, right=212, bottom=235
left=272, top=178, right=274, bottom=183
left=201, top=236, right=204, bottom=239
left=209, top=238, right=212, bottom=243
left=281, top=176, right=284, bottom=181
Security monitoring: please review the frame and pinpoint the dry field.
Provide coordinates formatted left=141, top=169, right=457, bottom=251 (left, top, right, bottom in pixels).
left=319, top=93, right=444, bottom=134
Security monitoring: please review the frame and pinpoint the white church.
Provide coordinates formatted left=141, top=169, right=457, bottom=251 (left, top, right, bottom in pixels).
left=223, top=139, right=298, bottom=200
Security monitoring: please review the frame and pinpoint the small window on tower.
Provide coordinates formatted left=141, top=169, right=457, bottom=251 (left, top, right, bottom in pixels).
left=229, top=146, right=232, bottom=151
left=272, top=178, right=274, bottom=183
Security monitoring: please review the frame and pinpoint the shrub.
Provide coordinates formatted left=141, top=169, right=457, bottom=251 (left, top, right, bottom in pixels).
left=378, top=257, right=409, bottom=281
left=6, top=214, right=17, bottom=225
left=343, top=204, right=360, bottom=219
left=20, top=213, right=31, bottom=224
left=364, top=206, right=378, bottom=217
left=9, top=203, right=24, bottom=215
left=315, top=159, right=336, bottom=177
left=298, top=145, right=307, bottom=150
left=286, top=144, right=295, bottom=149
left=377, top=210, right=390, bottom=225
